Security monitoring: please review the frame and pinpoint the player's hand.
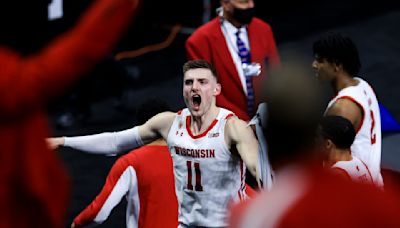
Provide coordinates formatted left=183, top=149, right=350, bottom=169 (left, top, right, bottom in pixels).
left=71, top=222, right=76, bottom=228
left=46, top=137, right=65, bottom=150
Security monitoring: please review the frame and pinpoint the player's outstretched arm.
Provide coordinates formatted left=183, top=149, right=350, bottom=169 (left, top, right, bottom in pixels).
left=47, top=111, right=175, bottom=154
left=226, top=117, right=261, bottom=187
left=138, top=111, right=176, bottom=144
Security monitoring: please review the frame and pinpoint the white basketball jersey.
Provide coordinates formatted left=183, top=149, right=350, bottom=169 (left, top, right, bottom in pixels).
left=332, top=156, right=373, bottom=184
left=167, top=108, right=246, bottom=227
left=326, top=77, right=382, bottom=186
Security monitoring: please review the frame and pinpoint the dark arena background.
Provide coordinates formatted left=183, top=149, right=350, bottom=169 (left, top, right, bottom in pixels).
left=2, top=0, right=399, bottom=227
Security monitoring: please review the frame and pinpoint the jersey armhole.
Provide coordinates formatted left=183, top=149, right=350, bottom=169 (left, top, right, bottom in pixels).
left=225, top=113, right=236, bottom=120
left=223, top=112, right=240, bottom=157
left=336, top=96, right=365, bottom=133
left=165, top=111, right=180, bottom=144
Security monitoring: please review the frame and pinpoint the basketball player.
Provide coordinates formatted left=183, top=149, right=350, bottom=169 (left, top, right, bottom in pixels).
left=230, top=60, right=400, bottom=228
left=312, top=32, right=383, bottom=187
left=49, top=60, right=260, bottom=227
left=319, top=116, right=373, bottom=185
left=71, top=98, right=178, bottom=228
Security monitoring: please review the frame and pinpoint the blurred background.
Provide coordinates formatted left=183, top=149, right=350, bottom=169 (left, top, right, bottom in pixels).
left=3, top=0, right=399, bottom=227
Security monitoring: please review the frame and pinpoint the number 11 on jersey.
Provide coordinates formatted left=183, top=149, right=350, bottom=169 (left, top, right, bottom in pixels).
left=186, top=161, right=203, bottom=191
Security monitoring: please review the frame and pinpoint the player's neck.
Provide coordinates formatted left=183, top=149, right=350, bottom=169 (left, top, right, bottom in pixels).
left=191, top=107, right=220, bottom=134
left=332, top=149, right=352, bottom=163
left=334, top=74, right=359, bottom=93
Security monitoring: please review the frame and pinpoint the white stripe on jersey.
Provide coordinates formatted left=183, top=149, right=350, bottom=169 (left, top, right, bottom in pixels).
left=93, top=166, right=140, bottom=228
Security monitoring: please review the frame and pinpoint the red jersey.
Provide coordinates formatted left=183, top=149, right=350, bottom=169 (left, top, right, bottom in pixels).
left=0, top=0, right=138, bottom=227
left=73, top=145, right=178, bottom=228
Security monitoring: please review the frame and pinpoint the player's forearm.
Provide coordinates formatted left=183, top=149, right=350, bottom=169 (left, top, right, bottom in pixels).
left=247, top=161, right=260, bottom=182
left=240, top=144, right=261, bottom=187
left=64, top=126, right=143, bottom=154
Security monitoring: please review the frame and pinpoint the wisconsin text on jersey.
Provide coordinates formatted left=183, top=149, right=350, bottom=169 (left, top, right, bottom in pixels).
left=174, top=146, right=216, bottom=158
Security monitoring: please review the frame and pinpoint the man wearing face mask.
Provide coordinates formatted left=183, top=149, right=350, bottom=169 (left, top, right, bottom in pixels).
left=186, top=0, right=280, bottom=122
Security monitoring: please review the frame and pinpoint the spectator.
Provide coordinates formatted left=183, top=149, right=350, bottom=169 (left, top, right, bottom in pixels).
left=186, top=0, right=280, bottom=121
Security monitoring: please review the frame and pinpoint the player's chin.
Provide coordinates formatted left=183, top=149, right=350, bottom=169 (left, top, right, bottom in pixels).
left=189, top=108, right=202, bottom=117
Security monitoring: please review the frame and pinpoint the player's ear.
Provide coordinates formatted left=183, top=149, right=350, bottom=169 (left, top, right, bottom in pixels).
left=325, top=139, right=334, bottom=150
left=333, top=62, right=343, bottom=72
left=214, top=83, right=221, bottom=96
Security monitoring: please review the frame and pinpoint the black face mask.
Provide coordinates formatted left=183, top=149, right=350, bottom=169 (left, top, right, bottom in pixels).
left=232, top=7, right=256, bottom=25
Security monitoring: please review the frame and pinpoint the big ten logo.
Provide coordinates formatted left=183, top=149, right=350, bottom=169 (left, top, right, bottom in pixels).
left=208, top=132, right=219, bottom=138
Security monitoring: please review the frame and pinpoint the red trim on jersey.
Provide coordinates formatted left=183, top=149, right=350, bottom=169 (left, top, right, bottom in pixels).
left=337, top=96, right=365, bottom=133
left=238, top=191, right=243, bottom=201
left=332, top=167, right=352, bottom=180
left=225, top=113, right=235, bottom=120
left=365, top=80, right=378, bottom=98
left=177, top=110, right=183, bottom=115
left=238, top=160, right=245, bottom=201
left=185, top=116, right=219, bottom=139
left=245, top=184, right=257, bottom=198
left=359, top=158, right=375, bottom=185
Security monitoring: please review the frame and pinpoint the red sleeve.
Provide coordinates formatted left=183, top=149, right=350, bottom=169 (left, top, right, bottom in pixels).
left=73, top=156, right=134, bottom=227
left=0, top=0, right=139, bottom=117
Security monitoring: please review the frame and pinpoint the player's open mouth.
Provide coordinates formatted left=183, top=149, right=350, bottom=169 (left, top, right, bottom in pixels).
left=192, top=95, right=201, bottom=109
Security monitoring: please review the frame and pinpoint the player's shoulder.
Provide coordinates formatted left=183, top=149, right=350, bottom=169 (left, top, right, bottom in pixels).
left=152, top=111, right=177, bottom=121
left=111, top=153, right=137, bottom=176
left=145, top=111, right=177, bottom=132
left=329, top=96, right=364, bottom=117
left=225, top=114, right=249, bottom=135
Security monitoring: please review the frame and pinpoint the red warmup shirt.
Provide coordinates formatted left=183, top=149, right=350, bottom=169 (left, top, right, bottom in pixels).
left=0, top=0, right=138, bottom=227
left=230, top=165, right=400, bottom=228
left=74, top=145, right=179, bottom=228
